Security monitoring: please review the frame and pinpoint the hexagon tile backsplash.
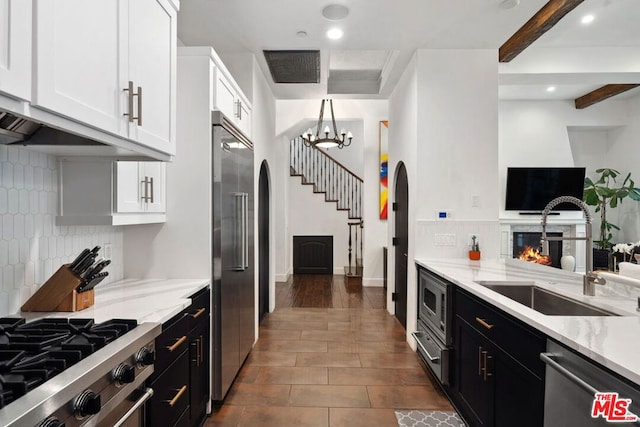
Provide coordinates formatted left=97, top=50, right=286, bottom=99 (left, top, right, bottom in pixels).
left=0, top=146, right=123, bottom=316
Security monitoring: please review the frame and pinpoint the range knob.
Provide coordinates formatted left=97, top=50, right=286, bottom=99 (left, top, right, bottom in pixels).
left=73, top=390, right=101, bottom=419
left=37, top=418, right=65, bottom=427
left=112, top=363, right=136, bottom=386
left=135, top=347, right=156, bottom=367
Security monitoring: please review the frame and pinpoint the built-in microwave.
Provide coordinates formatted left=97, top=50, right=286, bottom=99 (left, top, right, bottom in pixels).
left=417, top=267, right=452, bottom=345
left=413, top=266, right=454, bottom=386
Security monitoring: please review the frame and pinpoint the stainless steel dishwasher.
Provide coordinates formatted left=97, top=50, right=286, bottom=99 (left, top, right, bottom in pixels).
left=542, top=340, right=640, bottom=426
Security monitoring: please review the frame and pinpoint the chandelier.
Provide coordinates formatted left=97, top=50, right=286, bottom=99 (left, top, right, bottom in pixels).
left=301, top=99, right=353, bottom=149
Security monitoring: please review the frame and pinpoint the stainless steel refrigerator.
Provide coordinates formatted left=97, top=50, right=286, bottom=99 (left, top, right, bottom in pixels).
left=211, top=111, right=255, bottom=401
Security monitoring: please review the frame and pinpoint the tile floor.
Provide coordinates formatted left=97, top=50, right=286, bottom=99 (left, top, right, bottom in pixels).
left=207, top=275, right=453, bottom=426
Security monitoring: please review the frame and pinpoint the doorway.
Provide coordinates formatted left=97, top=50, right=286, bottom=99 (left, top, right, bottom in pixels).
left=394, top=162, right=409, bottom=329
left=258, top=161, right=270, bottom=322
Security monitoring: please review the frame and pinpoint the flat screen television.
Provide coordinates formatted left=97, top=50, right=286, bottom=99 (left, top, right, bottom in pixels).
left=505, top=167, right=586, bottom=211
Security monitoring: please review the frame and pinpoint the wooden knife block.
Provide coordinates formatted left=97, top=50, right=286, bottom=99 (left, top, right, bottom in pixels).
left=21, top=264, right=95, bottom=312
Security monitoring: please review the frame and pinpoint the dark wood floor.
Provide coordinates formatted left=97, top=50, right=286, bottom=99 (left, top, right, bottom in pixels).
left=208, top=274, right=452, bottom=426
left=275, top=275, right=386, bottom=309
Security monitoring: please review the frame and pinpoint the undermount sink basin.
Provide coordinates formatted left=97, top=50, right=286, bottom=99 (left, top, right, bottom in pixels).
left=475, top=281, right=617, bottom=316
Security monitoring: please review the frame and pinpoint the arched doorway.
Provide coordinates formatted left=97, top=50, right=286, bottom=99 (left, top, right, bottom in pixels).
left=394, top=162, right=409, bottom=329
left=258, top=161, right=270, bottom=322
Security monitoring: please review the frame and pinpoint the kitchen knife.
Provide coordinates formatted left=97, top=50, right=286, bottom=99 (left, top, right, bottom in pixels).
left=82, top=259, right=111, bottom=279
left=78, top=272, right=108, bottom=292
left=69, top=248, right=90, bottom=270
left=74, top=254, right=97, bottom=276
left=70, top=249, right=93, bottom=274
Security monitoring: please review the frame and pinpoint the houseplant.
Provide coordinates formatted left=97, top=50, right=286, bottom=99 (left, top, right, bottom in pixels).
left=583, top=168, right=640, bottom=268
left=469, top=235, right=481, bottom=260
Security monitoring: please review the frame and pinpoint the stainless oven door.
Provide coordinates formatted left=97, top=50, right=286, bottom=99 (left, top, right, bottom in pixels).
left=418, top=268, right=447, bottom=341
left=412, top=321, right=450, bottom=386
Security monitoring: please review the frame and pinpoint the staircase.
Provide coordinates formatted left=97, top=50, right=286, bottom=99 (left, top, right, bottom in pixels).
left=290, top=137, right=364, bottom=278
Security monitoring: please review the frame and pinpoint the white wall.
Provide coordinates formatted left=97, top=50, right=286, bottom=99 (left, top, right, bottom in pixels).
left=288, top=175, right=354, bottom=274
left=388, top=50, right=500, bottom=343
left=388, top=53, right=418, bottom=313
left=500, top=98, right=640, bottom=242
left=275, top=99, right=389, bottom=286
left=248, top=56, right=278, bottom=312
left=0, top=146, right=123, bottom=316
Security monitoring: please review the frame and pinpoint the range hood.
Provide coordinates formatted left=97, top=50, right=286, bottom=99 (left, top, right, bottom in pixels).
left=0, top=109, right=169, bottom=160
left=0, top=111, right=42, bottom=144
left=0, top=110, right=103, bottom=147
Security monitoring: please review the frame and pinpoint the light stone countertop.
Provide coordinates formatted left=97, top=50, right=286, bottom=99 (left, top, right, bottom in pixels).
left=20, top=278, right=210, bottom=325
left=415, top=258, right=640, bottom=386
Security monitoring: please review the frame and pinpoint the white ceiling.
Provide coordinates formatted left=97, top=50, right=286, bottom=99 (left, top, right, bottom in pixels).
left=177, top=0, right=640, bottom=102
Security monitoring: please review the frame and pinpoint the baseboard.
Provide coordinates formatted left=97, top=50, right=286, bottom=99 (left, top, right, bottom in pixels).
left=362, top=278, right=384, bottom=287
left=276, top=273, right=290, bottom=282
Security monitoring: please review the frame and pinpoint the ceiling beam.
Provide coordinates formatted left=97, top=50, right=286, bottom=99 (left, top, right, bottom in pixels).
left=574, top=84, right=640, bottom=109
left=499, top=0, right=584, bottom=63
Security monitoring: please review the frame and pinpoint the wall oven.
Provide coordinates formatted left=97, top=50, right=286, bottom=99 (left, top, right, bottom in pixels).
left=412, top=266, right=453, bottom=386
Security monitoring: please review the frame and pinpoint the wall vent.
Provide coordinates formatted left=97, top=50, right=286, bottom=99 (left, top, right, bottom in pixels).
left=263, top=50, right=320, bottom=84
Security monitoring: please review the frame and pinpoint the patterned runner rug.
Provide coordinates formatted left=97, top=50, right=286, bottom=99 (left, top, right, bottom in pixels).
left=395, top=410, right=466, bottom=427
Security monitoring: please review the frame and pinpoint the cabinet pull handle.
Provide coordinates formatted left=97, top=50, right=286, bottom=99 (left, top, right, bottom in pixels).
left=197, top=337, right=202, bottom=366
left=165, top=385, right=187, bottom=407
left=199, top=334, right=204, bottom=366
left=123, top=81, right=134, bottom=123
left=136, top=85, right=143, bottom=126
left=190, top=307, right=206, bottom=319
left=149, top=176, right=154, bottom=203
left=167, top=335, right=187, bottom=352
left=235, top=100, right=242, bottom=120
left=141, top=177, right=149, bottom=202
left=478, top=346, right=483, bottom=376
left=483, top=351, right=493, bottom=381
left=475, top=317, right=494, bottom=330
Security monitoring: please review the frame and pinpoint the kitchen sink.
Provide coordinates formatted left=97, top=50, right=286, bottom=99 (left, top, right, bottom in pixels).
left=475, top=281, right=617, bottom=316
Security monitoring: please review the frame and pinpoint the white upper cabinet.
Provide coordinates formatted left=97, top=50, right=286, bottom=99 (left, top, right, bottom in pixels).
left=34, top=1, right=124, bottom=136
left=126, top=0, right=176, bottom=155
left=116, top=161, right=166, bottom=214
left=208, top=50, right=253, bottom=138
left=0, top=0, right=32, bottom=100
left=33, top=0, right=176, bottom=155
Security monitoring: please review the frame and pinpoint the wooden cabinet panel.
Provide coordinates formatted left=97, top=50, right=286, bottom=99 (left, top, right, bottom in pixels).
left=452, top=287, right=545, bottom=427
left=147, top=350, right=189, bottom=427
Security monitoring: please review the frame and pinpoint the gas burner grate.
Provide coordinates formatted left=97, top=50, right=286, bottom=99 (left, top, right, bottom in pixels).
left=0, top=317, right=138, bottom=410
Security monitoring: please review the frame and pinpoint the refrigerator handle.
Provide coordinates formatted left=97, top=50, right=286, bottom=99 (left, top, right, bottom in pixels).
left=233, top=192, right=246, bottom=271
left=243, top=192, right=249, bottom=269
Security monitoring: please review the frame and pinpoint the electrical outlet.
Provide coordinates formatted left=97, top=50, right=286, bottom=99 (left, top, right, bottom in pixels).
left=103, top=243, right=112, bottom=259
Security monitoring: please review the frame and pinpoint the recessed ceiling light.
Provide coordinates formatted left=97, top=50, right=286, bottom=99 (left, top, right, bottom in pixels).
left=581, top=14, right=595, bottom=24
left=547, top=86, right=556, bottom=92
left=498, top=0, right=520, bottom=10
left=322, top=4, right=349, bottom=21
left=326, top=28, right=343, bottom=40
left=296, top=31, right=308, bottom=38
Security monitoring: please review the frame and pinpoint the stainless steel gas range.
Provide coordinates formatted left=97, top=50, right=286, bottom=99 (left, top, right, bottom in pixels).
left=0, top=317, right=160, bottom=427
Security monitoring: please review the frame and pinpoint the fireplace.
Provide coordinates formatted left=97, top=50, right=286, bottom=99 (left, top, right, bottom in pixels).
left=513, top=232, right=563, bottom=268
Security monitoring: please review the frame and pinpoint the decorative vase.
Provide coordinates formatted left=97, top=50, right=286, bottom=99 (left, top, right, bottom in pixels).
left=469, top=250, right=481, bottom=261
left=560, top=255, right=576, bottom=272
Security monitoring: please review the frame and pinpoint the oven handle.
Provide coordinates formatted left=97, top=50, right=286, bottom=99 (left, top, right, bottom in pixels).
left=411, top=332, right=440, bottom=363
left=113, top=387, right=154, bottom=427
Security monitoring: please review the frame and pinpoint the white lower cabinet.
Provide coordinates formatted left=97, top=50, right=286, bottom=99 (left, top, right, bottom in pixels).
left=58, top=160, right=166, bottom=226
